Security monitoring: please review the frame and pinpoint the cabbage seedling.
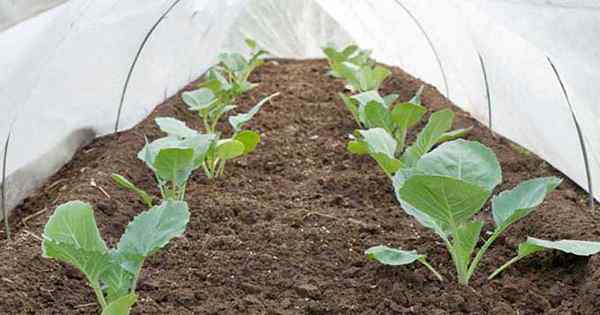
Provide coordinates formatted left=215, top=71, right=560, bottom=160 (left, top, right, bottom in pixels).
left=322, top=43, right=373, bottom=78
left=186, top=38, right=269, bottom=132
left=42, top=200, right=189, bottom=314
left=332, top=61, right=391, bottom=93
left=366, top=140, right=561, bottom=285
left=113, top=119, right=214, bottom=202
left=170, top=92, right=278, bottom=179
left=489, top=237, right=600, bottom=280
left=347, top=95, right=471, bottom=178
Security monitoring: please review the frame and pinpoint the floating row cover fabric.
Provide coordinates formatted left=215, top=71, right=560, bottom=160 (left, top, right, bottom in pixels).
left=1, top=0, right=599, bottom=221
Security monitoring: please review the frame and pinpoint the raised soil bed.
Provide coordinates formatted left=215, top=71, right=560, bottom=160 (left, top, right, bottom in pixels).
left=1, top=59, right=599, bottom=314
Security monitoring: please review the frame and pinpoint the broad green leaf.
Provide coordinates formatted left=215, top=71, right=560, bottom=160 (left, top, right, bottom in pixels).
left=323, top=47, right=344, bottom=63
left=43, top=241, right=111, bottom=285
left=216, top=139, right=245, bottom=160
left=111, top=174, right=153, bottom=207
left=399, top=175, right=491, bottom=226
left=358, top=128, right=403, bottom=175
left=351, top=90, right=384, bottom=107
left=347, top=140, right=369, bottom=155
left=391, top=102, right=427, bottom=131
left=116, top=201, right=190, bottom=274
left=368, top=66, right=391, bottom=90
left=415, top=139, right=501, bottom=191
left=101, top=293, right=137, bottom=315
left=101, top=257, right=133, bottom=303
left=154, top=147, right=194, bottom=186
left=358, top=128, right=397, bottom=158
left=492, top=177, right=562, bottom=228
left=331, top=62, right=361, bottom=90
left=352, top=90, right=385, bottom=124
left=364, top=101, right=392, bottom=131
left=179, top=133, right=215, bottom=168
left=234, top=130, right=260, bottom=154
left=371, top=153, right=403, bottom=176
left=521, top=237, right=600, bottom=257
left=401, top=109, right=454, bottom=167
left=228, top=92, right=278, bottom=132
left=42, top=201, right=110, bottom=284
left=392, top=170, right=449, bottom=237
left=219, top=52, right=247, bottom=73
left=435, top=127, right=472, bottom=144
left=403, top=202, right=449, bottom=238
left=137, top=137, right=181, bottom=168
left=182, top=88, right=216, bottom=111
left=155, top=117, right=197, bottom=139
left=453, top=221, right=484, bottom=272
left=365, top=245, right=423, bottom=265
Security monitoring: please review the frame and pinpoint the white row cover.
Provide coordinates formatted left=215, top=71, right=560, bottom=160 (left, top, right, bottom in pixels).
left=1, top=0, right=598, bottom=221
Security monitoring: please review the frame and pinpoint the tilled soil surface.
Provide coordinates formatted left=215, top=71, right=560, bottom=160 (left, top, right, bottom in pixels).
left=1, top=59, right=599, bottom=314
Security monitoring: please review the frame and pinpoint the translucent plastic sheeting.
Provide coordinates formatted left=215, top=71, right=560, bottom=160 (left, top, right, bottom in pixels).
left=1, top=0, right=599, bottom=222
left=0, top=0, right=246, bottom=220
left=0, top=0, right=67, bottom=31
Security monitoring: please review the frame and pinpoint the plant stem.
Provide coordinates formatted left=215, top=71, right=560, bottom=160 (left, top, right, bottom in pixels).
left=418, top=258, right=444, bottom=282
left=92, top=283, right=107, bottom=310
left=488, top=255, right=524, bottom=280
left=216, top=160, right=226, bottom=177
left=202, top=162, right=213, bottom=178
left=130, top=265, right=143, bottom=294
left=465, top=228, right=503, bottom=283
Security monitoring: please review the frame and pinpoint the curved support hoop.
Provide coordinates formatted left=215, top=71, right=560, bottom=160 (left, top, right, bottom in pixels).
left=114, top=0, right=184, bottom=132
left=392, top=0, right=449, bottom=98
left=547, top=56, right=595, bottom=210
left=477, top=52, right=492, bottom=131
left=1, top=131, right=11, bottom=240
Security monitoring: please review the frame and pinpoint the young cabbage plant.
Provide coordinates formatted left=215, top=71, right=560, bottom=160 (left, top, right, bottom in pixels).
left=113, top=119, right=214, bottom=203
left=322, top=43, right=373, bottom=78
left=339, top=84, right=426, bottom=129
left=366, top=139, right=561, bottom=285
left=332, top=61, right=391, bottom=94
left=347, top=95, right=471, bottom=178
left=42, top=200, right=189, bottom=314
left=489, top=237, right=600, bottom=280
left=186, top=38, right=268, bottom=132
left=178, top=92, right=278, bottom=179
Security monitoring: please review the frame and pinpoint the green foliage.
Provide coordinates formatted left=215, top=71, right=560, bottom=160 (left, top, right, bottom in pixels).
left=347, top=90, right=471, bottom=177
left=42, top=200, right=189, bottom=314
left=365, top=245, right=443, bottom=281
left=113, top=122, right=213, bottom=202
left=332, top=62, right=391, bottom=93
left=179, top=38, right=277, bottom=179
left=322, top=43, right=373, bottom=78
left=489, top=237, right=600, bottom=280
left=368, top=139, right=561, bottom=285
left=181, top=93, right=278, bottom=178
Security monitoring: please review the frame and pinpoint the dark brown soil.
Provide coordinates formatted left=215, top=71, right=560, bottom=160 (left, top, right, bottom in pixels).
left=1, top=59, right=599, bottom=315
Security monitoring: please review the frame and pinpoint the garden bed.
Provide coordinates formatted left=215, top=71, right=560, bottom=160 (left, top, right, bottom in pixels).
left=1, top=59, right=599, bottom=314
